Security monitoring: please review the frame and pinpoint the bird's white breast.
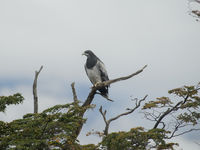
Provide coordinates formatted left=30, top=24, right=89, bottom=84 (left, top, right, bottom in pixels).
left=85, top=64, right=102, bottom=85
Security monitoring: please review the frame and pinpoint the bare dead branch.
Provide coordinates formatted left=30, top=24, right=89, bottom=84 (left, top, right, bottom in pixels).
left=144, top=112, right=157, bottom=122
left=82, top=65, right=147, bottom=107
left=99, top=95, right=148, bottom=135
left=167, top=113, right=200, bottom=139
left=167, top=121, right=182, bottom=139
left=99, top=106, right=107, bottom=124
left=73, top=65, right=147, bottom=139
left=109, top=95, right=148, bottom=123
left=71, top=82, right=78, bottom=103
left=99, top=106, right=109, bottom=135
left=171, top=128, right=200, bottom=138
left=33, top=66, right=43, bottom=114
left=104, top=65, right=147, bottom=86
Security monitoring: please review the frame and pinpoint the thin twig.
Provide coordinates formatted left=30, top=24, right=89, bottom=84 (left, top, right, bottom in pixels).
left=172, top=128, right=200, bottom=138
left=109, top=95, right=147, bottom=123
left=167, top=121, right=182, bottom=139
left=99, top=106, right=108, bottom=126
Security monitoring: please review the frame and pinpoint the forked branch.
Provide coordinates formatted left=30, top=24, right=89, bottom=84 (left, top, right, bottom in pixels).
left=99, top=95, right=148, bottom=135
left=153, top=93, right=190, bottom=129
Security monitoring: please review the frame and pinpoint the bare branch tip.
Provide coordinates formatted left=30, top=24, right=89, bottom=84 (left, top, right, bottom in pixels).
left=143, top=65, right=148, bottom=69
left=38, top=65, right=43, bottom=73
left=99, top=106, right=103, bottom=112
left=71, top=82, right=75, bottom=87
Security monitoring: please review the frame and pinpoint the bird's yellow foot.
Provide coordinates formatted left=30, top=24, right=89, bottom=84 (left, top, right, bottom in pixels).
left=94, top=82, right=101, bottom=87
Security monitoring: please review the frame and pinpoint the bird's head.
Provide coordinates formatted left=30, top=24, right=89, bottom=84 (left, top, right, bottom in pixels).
left=82, top=50, right=95, bottom=58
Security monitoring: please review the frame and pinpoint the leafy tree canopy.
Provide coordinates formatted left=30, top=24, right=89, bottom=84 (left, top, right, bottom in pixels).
left=0, top=83, right=199, bottom=150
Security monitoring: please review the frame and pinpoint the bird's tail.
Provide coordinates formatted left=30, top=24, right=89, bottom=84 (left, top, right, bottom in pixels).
left=99, top=86, right=108, bottom=97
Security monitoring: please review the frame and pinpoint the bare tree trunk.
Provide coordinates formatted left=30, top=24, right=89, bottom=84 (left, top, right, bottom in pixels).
left=33, top=66, right=43, bottom=113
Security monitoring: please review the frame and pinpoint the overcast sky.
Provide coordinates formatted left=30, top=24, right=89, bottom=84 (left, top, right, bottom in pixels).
left=0, top=0, right=200, bottom=149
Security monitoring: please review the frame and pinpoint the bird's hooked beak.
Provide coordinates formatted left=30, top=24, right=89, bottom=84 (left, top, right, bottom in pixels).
left=82, top=52, right=87, bottom=56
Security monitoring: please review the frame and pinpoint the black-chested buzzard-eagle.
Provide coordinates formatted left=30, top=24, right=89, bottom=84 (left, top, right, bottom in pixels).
left=82, top=50, right=109, bottom=97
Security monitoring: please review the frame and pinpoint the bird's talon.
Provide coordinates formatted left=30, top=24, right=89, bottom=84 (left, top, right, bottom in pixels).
left=95, top=82, right=101, bottom=87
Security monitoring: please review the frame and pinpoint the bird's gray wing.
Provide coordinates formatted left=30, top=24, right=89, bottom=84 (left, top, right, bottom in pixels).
left=96, top=60, right=109, bottom=82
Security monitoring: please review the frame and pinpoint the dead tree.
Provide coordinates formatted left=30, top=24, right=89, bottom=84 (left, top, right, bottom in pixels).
left=33, top=66, right=43, bottom=113
left=71, top=65, right=147, bottom=138
left=31, top=64, right=147, bottom=147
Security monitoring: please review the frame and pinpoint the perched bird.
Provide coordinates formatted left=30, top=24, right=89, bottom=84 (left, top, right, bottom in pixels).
left=82, top=50, right=109, bottom=97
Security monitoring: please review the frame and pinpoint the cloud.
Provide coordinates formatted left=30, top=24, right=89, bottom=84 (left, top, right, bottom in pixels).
left=172, top=136, right=200, bottom=150
left=0, top=0, right=200, bottom=148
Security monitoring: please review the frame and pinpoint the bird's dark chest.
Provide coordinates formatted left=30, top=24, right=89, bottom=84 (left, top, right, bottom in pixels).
left=86, top=57, right=97, bottom=69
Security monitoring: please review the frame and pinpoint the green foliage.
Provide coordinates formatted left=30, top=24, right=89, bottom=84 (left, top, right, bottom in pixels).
left=0, top=102, right=87, bottom=150
left=178, top=112, right=200, bottom=125
left=0, top=93, right=24, bottom=112
left=0, top=83, right=200, bottom=150
left=143, top=97, right=173, bottom=109
left=99, top=127, right=176, bottom=150
left=143, top=85, right=200, bottom=111
left=80, top=144, right=97, bottom=150
left=168, top=86, right=198, bottom=97
left=141, top=83, right=200, bottom=149
left=169, top=85, right=200, bottom=125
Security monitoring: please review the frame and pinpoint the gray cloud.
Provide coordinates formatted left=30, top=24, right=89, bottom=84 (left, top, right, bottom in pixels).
left=0, top=0, right=200, bottom=149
